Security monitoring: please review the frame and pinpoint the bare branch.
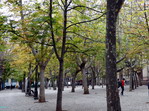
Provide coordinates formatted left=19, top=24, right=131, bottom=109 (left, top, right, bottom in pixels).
left=66, top=12, right=106, bottom=29
left=116, top=55, right=126, bottom=64
left=66, top=0, right=72, bottom=8
left=58, top=0, right=64, bottom=11
left=65, top=43, right=80, bottom=49
left=34, top=41, right=53, bottom=47
left=60, top=0, right=64, bottom=6
left=67, top=5, right=103, bottom=13
left=44, top=48, right=54, bottom=65
left=49, top=0, right=60, bottom=60
left=117, top=67, right=124, bottom=72
left=67, top=31, right=104, bottom=43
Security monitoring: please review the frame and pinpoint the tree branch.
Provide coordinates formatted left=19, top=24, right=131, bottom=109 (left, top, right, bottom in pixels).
left=66, top=0, right=72, bottom=8
left=58, top=0, right=64, bottom=11
left=66, top=12, right=106, bottom=29
left=67, top=5, right=103, bottom=13
left=49, top=0, right=60, bottom=60
left=117, top=67, right=124, bottom=72
left=60, top=0, right=64, bottom=6
left=65, top=43, right=80, bottom=49
left=116, top=55, right=126, bottom=64
left=67, top=31, right=104, bottom=43
left=115, top=0, right=125, bottom=17
left=44, top=48, right=54, bottom=66
left=143, top=2, right=149, bottom=34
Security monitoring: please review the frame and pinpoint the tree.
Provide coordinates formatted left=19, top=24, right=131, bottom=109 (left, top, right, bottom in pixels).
left=4, top=0, right=55, bottom=102
left=49, top=0, right=105, bottom=110
left=120, top=0, right=149, bottom=89
left=106, top=0, right=125, bottom=111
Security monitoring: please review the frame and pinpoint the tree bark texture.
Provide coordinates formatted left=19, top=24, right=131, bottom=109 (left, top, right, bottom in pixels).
left=106, top=0, right=124, bottom=111
left=71, top=75, right=76, bottom=92
left=22, top=73, right=25, bottom=92
left=82, top=68, right=89, bottom=94
left=56, top=0, right=67, bottom=110
left=91, top=72, right=95, bottom=89
left=39, top=65, right=46, bottom=102
left=56, top=60, right=64, bottom=111
left=34, top=65, right=38, bottom=99
left=137, top=71, right=142, bottom=86
left=129, top=68, right=134, bottom=91
left=134, top=72, right=138, bottom=89
left=0, top=82, right=1, bottom=91
left=71, top=68, right=81, bottom=92
left=91, top=67, right=96, bottom=89
left=27, top=63, right=32, bottom=96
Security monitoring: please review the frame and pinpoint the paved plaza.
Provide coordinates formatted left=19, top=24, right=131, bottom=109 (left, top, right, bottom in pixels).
left=0, top=85, right=149, bottom=111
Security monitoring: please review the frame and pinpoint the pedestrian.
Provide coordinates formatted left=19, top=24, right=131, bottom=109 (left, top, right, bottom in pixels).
left=121, top=78, right=125, bottom=95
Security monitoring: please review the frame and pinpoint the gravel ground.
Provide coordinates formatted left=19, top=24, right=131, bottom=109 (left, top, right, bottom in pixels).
left=0, top=85, right=149, bottom=111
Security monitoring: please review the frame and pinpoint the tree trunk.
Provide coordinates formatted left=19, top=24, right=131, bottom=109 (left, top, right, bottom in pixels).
left=129, top=68, right=133, bottom=91
left=96, top=77, right=99, bottom=86
left=82, top=68, right=89, bottom=94
left=136, top=73, right=139, bottom=87
left=71, top=68, right=80, bottom=92
left=62, top=77, right=65, bottom=91
left=138, top=74, right=142, bottom=86
left=0, top=81, right=1, bottom=91
left=137, top=71, right=142, bottom=86
left=134, top=72, right=138, bottom=89
left=27, top=63, right=32, bottom=96
left=39, top=65, right=46, bottom=102
left=22, top=73, right=25, bottom=92
left=106, top=0, right=124, bottom=110
left=71, top=75, right=76, bottom=92
left=45, top=78, right=49, bottom=89
left=132, top=74, right=134, bottom=90
left=129, top=67, right=135, bottom=91
left=102, top=78, right=104, bottom=88
left=34, top=65, right=38, bottom=99
left=66, top=77, right=69, bottom=88
left=56, top=60, right=64, bottom=111
left=49, top=71, right=56, bottom=90
left=53, top=80, right=57, bottom=90
left=91, top=72, right=95, bottom=90
left=27, top=77, right=31, bottom=95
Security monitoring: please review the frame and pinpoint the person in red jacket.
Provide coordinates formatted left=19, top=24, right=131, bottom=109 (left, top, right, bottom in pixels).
left=121, top=78, right=125, bottom=95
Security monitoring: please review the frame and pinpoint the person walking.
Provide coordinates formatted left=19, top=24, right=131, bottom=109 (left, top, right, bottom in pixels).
left=121, top=78, right=125, bottom=95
